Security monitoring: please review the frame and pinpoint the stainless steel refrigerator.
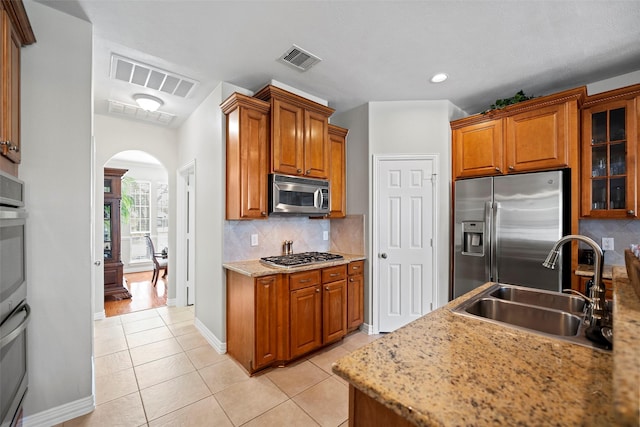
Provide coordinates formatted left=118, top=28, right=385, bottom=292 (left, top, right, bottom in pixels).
left=452, top=169, right=571, bottom=299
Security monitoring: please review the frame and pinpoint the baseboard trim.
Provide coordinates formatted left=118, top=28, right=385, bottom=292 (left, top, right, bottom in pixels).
left=194, top=318, right=226, bottom=354
left=360, top=322, right=375, bottom=335
left=166, top=298, right=177, bottom=307
left=93, top=310, right=105, bottom=321
left=23, top=395, right=94, bottom=427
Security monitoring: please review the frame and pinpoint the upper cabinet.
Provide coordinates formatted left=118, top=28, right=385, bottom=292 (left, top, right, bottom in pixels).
left=328, top=124, right=348, bottom=218
left=580, top=84, right=640, bottom=219
left=254, top=85, right=335, bottom=179
left=221, top=93, right=270, bottom=220
left=452, top=87, right=585, bottom=180
left=0, top=0, right=35, bottom=176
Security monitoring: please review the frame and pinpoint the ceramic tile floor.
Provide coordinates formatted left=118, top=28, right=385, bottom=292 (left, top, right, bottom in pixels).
left=59, top=306, right=381, bottom=427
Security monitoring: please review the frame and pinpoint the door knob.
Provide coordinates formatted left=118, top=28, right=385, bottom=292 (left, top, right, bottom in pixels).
left=380, top=253, right=387, bottom=259
left=94, top=260, right=101, bottom=266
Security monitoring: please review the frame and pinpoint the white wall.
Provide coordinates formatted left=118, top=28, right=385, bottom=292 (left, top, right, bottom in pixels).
left=20, top=0, right=94, bottom=422
left=94, top=115, right=178, bottom=314
left=177, top=82, right=249, bottom=346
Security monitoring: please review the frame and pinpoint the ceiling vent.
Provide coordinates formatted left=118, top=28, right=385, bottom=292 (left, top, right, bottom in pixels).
left=108, top=100, right=175, bottom=126
left=278, top=45, right=322, bottom=72
left=110, top=54, right=198, bottom=98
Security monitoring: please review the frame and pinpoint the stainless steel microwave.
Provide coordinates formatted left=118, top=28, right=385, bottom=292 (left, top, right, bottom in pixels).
left=269, top=174, right=330, bottom=216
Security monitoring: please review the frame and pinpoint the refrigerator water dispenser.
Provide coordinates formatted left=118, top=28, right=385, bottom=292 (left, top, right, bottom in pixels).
left=462, top=222, right=484, bottom=256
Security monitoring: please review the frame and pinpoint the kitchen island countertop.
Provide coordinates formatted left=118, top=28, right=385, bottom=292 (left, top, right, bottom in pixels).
left=333, top=270, right=639, bottom=426
left=222, top=253, right=365, bottom=277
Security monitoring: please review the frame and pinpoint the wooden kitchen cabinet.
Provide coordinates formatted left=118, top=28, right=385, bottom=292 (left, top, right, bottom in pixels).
left=580, top=84, right=640, bottom=219
left=290, top=270, right=323, bottom=358
left=227, top=271, right=282, bottom=373
left=103, top=168, right=131, bottom=300
left=254, top=85, right=335, bottom=179
left=328, top=124, right=348, bottom=218
left=0, top=0, right=35, bottom=176
left=221, top=93, right=270, bottom=220
left=577, top=276, right=613, bottom=300
left=451, top=87, right=584, bottom=180
left=347, top=260, right=365, bottom=331
left=322, top=265, right=347, bottom=344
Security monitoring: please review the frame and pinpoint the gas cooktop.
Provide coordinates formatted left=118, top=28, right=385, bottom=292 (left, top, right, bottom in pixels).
left=260, top=252, right=344, bottom=268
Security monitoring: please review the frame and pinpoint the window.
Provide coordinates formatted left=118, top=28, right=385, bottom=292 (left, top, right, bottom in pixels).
left=156, top=182, right=169, bottom=250
left=130, top=180, right=151, bottom=261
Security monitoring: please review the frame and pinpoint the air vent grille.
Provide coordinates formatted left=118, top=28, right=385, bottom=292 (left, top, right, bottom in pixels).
left=110, top=54, right=198, bottom=98
left=108, top=100, right=175, bottom=126
left=278, top=45, right=322, bottom=72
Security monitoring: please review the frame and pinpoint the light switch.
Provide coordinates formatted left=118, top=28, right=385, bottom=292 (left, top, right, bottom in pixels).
left=323, top=231, right=329, bottom=241
left=251, top=234, right=259, bottom=247
left=602, top=237, right=614, bottom=251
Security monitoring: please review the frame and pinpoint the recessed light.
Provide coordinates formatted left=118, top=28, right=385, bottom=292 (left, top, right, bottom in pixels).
left=430, top=73, right=448, bottom=83
left=133, top=93, right=164, bottom=112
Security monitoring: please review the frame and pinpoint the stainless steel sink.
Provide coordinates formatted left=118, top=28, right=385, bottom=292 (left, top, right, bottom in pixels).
left=465, top=298, right=582, bottom=336
left=452, top=283, right=611, bottom=351
left=489, top=285, right=586, bottom=314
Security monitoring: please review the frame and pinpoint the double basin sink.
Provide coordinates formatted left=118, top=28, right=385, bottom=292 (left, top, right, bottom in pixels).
left=452, top=283, right=611, bottom=351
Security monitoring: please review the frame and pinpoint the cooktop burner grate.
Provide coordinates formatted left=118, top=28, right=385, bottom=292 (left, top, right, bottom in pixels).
left=260, top=251, right=344, bottom=268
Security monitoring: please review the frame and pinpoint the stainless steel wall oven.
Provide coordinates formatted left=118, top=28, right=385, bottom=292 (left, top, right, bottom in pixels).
left=0, top=170, right=29, bottom=427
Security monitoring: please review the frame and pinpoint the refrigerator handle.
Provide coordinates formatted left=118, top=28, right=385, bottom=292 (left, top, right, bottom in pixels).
left=492, top=201, right=501, bottom=282
left=484, top=201, right=493, bottom=282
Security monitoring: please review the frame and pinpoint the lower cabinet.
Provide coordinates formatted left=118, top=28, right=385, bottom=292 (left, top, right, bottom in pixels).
left=577, top=276, right=613, bottom=300
left=347, top=260, right=365, bottom=331
left=227, top=271, right=281, bottom=373
left=227, top=262, right=360, bottom=374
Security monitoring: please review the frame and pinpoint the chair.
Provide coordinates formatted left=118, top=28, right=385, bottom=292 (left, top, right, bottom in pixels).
left=145, top=235, right=168, bottom=286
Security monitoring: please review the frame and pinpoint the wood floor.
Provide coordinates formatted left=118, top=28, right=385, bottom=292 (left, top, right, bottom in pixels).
left=105, top=271, right=167, bottom=317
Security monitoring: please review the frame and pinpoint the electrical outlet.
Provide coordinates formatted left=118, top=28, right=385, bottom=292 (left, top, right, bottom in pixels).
left=250, top=234, right=259, bottom=247
left=323, top=231, right=329, bottom=241
left=601, top=237, right=614, bottom=251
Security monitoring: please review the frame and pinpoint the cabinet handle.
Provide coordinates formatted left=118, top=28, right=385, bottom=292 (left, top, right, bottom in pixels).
left=261, top=211, right=267, bottom=216
left=325, top=286, right=330, bottom=291
left=628, top=210, right=635, bottom=215
left=508, top=165, right=514, bottom=171
left=349, top=278, right=354, bottom=282
left=299, top=279, right=310, bottom=283
left=316, top=288, right=320, bottom=293
left=495, top=167, right=501, bottom=172
left=306, top=170, right=311, bottom=175
left=329, top=273, right=339, bottom=277
left=297, top=169, right=302, bottom=173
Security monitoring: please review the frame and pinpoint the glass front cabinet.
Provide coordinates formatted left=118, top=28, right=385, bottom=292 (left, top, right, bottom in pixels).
left=581, top=85, right=640, bottom=218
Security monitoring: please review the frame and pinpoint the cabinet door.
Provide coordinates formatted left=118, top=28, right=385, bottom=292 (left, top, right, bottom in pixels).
left=328, top=125, right=347, bottom=218
left=505, top=103, right=570, bottom=173
left=323, top=280, right=347, bottom=344
left=240, top=106, right=269, bottom=219
left=272, top=98, right=304, bottom=175
left=0, top=10, right=21, bottom=164
left=290, top=285, right=322, bottom=358
left=581, top=97, right=638, bottom=218
left=453, top=119, right=503, bottom=178
left=303, top=110, right=329, bottom=178
left=347, top=273, right=364, bottom=330
left=255, top=275, right=278, bottom=369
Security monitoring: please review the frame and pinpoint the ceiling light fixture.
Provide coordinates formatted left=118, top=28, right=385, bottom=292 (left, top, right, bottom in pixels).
left=133, top=93, right=164, bottom=112
left=430, top=73, right=448, bottom=83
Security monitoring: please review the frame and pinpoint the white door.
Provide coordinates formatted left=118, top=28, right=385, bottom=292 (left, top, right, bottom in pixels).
left=177, top=161, right=196, bottom=306
left=375, top=156, right=437, bottom=332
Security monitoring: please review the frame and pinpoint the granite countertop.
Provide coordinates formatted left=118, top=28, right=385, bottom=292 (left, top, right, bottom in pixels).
left=222, top=252, right=365, bottom=277
left=332, top=273, right=640, bottom=426
left=575, top=263, right=614, bottom=280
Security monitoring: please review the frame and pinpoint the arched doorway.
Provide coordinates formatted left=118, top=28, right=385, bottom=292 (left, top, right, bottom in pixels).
left=103, top=150, right=170, bottom=316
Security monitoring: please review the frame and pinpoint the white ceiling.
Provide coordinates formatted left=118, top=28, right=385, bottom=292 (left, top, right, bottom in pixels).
left=36, top=0, right=640, bottom=128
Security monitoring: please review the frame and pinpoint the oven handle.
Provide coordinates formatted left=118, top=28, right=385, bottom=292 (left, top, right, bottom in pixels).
left=0, top=302, right=30, bottom=348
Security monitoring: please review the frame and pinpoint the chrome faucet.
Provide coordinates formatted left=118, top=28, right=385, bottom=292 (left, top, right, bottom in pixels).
left=543, top=234, right=607, bottom=323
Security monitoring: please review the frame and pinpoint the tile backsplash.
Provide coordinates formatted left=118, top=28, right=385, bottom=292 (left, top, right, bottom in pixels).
left=224, top=217, right=330, bottom=262
left=579, top=219, right=640, bottom=265
left=224, top=214, right=366, bottom=262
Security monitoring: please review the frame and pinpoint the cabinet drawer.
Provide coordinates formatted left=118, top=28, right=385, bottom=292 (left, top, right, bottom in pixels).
left=348, top=260, right=364, bottom=276
left=322, top=265, right=346, bottom=283
left=289, top=270, right=321, bottom=291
